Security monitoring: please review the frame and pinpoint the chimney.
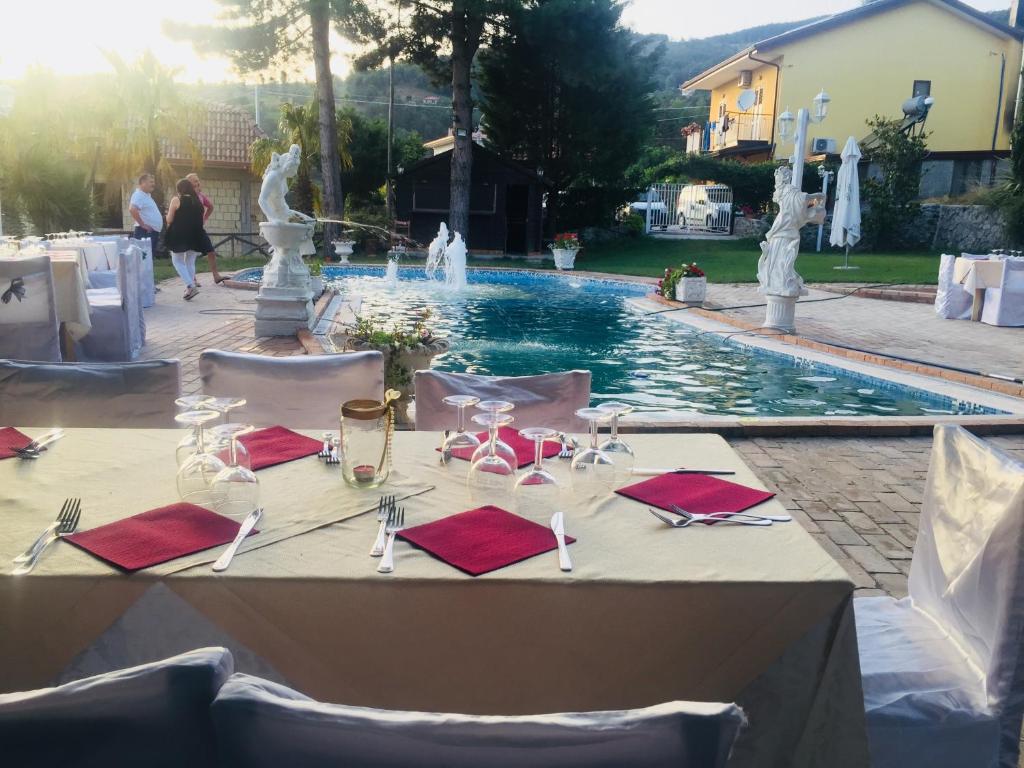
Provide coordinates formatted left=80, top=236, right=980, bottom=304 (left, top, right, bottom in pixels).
left=1011, top=0, right=1024, bottom=28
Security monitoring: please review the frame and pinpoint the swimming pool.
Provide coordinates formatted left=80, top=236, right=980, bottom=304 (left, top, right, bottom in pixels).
left=236, top=266, right=1003, bottom=417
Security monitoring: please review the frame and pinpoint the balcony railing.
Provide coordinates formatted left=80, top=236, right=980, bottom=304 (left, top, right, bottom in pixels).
left=687, top=113, right=772, bottom=154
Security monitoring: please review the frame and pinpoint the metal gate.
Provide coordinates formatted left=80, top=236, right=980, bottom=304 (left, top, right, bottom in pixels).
left=642, top=183, right=732, bottom=235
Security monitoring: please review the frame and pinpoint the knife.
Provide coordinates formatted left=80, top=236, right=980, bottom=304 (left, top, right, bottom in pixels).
left=631, top=467, right=736, bottom=476
left=212, top=508, right=262, bottom=572
left=550, top=512, right=572, bottom=572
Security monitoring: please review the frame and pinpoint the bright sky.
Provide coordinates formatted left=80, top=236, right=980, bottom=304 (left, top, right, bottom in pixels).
left=0, top=0, right=1013, bottom=83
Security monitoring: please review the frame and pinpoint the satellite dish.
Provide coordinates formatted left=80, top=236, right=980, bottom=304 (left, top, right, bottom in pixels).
left=737, top=89, right=756, bottom=112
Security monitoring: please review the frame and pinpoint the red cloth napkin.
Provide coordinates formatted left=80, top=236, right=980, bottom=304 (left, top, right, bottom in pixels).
left=65, top=503, right=257, bottom=572
left=439, top=426, right=561, bottom=469
left=0, top=427, right=32, bottom=459
left=398, top=505, right=575, bottom=576
left=238, top=426, right=323, bottom=471
left=616, top=472, right=775, bottom=521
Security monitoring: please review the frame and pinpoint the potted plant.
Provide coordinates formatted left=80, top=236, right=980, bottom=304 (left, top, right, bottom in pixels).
left=548, top=232, right=581, bottom=270
left=674, top=262, right=707, bottom=304
left=307, top=259, right=325, bottom=298
left=345, top=309, right=450, bottom=422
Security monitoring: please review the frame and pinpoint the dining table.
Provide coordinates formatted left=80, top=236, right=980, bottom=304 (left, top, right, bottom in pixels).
left=953, top=256, right=1006, bottom=321
left=0, top=428, right=868, bottom=768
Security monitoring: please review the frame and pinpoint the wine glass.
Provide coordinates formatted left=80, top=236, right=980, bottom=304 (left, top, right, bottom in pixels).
left=209, top=423, right=252, bottom=471
left=470, top=400, right=517, bottom=467
left=441, top=395, right=481, bottom=457
left=175, top=410, right=227, bottom=506
left=468, top=413, right=516, bottom=501
left=175, top=396, right=213, bottom=467
left=571, top=407, right=616, bottom=496
left=206, top=396, right=247, bottom=425
left=513, top=427, right=560, bottom=520
left=211, top=424, right=260, bottom=520
left=597, top=401, right=636, bottom=478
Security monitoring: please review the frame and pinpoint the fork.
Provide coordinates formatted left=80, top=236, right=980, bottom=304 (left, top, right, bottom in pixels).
left=14, top=502, right=81, bottom=574
left=557, top=433, right=575, bottom=459
left=647, top=507, right=771, bottom=528
left=14, top=498, right=81, bottom=564
left=370, top=495, right=395, bottom=557
left=14, top=429, right=65, bottom=459
left=669, top=504, right=792, bottom=523
left=377, top=506, right=405, bottom=574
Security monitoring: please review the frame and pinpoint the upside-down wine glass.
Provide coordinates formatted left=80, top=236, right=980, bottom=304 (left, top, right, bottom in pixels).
left=470, top=400, right=517, bottom=467
left=207, top=396, right=248, bottom=425
left=175, top=410, right=227, bottom=507
left=211, top=424, right=261, bottom=520
left=175, top=395, right=214, bottom=467
left=570, top=407, right=616, bottom=496
left=467, top=412, right=516, bottom=501
left=209, top=423, right=253, bottom=471
left=597, top=401, right=636, bottom=479
left=513, top=427, right=560, bottom=520
left=206, top=397, right=252, bottom=470
left=441, top=395, right=481, bottom=457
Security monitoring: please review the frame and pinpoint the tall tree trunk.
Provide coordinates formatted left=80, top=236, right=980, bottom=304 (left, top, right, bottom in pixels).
left=386, top=56, right=395, bottom=221
left=449, top=7, right=474, bottom=242
left=310, top=0, right=343, bottom=258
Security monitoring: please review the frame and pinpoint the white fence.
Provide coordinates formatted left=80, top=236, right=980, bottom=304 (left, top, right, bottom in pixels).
left=642, top=184, right=733, bottom=235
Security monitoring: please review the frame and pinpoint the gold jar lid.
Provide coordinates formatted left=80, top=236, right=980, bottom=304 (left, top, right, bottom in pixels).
left=341, top=399, right=387, bottom=420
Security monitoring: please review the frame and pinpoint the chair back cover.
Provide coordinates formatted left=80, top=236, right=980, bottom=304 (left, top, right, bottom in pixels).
left=128, top=237, right=156, bottom=307
left=118, top=246, right=145, bottom=353
left=199, top=350, right=385, bottom=428
left=0, top=255, right=60, bottom=361
left=212, top=673, right=745, bottom=768
left=0, top=647, right=232, bottom=768
left=910, top=425, right=1024, bottom=749
left=980, top=259, right=1024, bottom=327
left=414, top=370, right=592, bottom=432
left=934, top=253, right=974, bottom=320
left=0, top=358, right=181, bottom=427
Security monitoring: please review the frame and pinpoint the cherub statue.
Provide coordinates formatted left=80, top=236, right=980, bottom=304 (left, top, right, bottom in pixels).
left=258, top=144, right=316, bottom=225
left=757, top=165, right=825, bottom=297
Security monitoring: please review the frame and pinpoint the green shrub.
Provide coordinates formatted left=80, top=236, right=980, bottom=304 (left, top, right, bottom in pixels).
left=621, top=213, right=645, bottom=237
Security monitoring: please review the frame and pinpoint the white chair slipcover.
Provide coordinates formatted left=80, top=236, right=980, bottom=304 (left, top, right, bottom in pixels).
left=0, top=358, right=181, bottom=427
left=199, top=349, right=386, bottom=428
left=85, top=236, right=130, bottom=290
left=128, top=237, right=156, bottom=308
left=934, top=253, right=984, bottom=320
left=980, top=259, right=1024, bottom=327
left=0, top=648, right=232, bottom=768
left=77, top=247, right=144, bottom=361
left=855, top=425, right=1024, bottom=768
left=212, top=673, right=746, bottom=768
left=0, top=255, right=60, bottom=362
left=414, top=370, right=592, bottom=432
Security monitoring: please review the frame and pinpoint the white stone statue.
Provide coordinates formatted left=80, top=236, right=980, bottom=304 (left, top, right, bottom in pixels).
left=258, top=144, right=315, bottom=226
left=426, top=222, right=450, bottom=280
left=757, top=166, right=826, bottom=297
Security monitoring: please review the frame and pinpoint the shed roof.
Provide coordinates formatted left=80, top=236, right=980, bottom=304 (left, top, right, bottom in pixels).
left=163, top=101, right=264, bottom=170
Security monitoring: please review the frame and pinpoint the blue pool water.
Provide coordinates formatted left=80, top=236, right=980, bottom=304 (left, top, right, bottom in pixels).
left=237, top=266, right=1001, bottom=417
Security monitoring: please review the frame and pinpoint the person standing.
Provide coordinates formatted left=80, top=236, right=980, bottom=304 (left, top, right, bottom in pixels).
left=128, top=173, right=162, bottom=257
left=186, top=172, right=226, bottom=285
left=164, top=178, right=207, bottom=300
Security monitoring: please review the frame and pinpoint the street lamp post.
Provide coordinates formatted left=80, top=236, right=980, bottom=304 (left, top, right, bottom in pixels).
left=776, top=88, right=831, bottom=189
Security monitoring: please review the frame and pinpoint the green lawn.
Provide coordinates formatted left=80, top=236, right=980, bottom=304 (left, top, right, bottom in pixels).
left=154, top=236, right=941, bottom=286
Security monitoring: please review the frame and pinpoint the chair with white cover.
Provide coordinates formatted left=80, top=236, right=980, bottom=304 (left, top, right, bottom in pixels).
left=211, top=673, right=746, bottom=768
left=980, top=258, right=1024, bottom=327
left=128, top=236, right=156, bottom=307
left=0, top=255, right=60, bottom=362
left=0, top=647, right=232, bottom=768
left=77, top=247, right=144, bottom=361
left=934, top=253, right=985, bottom=320
left=0, top=358, right=181, bottom=427
left=199, top=349, right=385, bottom=428
left=86, top=236, right=130, bottom=290
left=855, top=425, right=1024, bottom=768
left=414, top=370, right=592, bottom=432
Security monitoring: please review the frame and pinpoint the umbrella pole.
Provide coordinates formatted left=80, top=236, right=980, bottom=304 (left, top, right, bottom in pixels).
left=834, top=244, right=860, bottom=270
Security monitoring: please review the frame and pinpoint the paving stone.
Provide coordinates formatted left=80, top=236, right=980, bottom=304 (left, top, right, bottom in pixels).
left=874, top=572, right=910, bottom=599
left=817, top=492, right=861, bottom=513
left=842, top=545, right=901, bottom=574
left=881, top=524, right=919, bottom=548
left=854, top=501, right=905, bottom=524
left=818, top=520, right=867, bottom=546
left=839, top=510, right=885, bottom=534
left=862, top=533, right=914, bottom=560
left=795, top=500, right=843, bottom=522
left=854, top=588, right=888, bottom=598
left=875, top=492, right=920, bottom=513
left=889, top=485, right=924, bottom=504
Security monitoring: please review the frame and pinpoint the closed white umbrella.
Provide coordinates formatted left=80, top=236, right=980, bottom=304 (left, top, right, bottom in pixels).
left=830, top=136, right=862, bottom=270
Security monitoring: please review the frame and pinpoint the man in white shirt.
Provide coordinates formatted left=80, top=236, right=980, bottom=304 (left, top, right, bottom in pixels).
left=129, top=173, right=163, bottom=257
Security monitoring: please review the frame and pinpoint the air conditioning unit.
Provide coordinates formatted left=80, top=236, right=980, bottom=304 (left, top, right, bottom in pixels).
left=811, top=137, right=837, bottom=154
left=737, top=70, right=753, bottom=87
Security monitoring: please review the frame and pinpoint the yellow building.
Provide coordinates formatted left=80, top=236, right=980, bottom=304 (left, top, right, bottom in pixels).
left=682, top=0, right=1024, bottom=196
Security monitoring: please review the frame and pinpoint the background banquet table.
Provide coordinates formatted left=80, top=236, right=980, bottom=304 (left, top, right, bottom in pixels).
left=0, top=252, right=91, bottom=341
left=954, top=257, right=1006, bottom=321
left=0, top=429, right=867, bottom=767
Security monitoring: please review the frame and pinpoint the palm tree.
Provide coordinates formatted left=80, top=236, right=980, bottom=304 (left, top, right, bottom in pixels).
left=251, top=100, right=353, bottom=217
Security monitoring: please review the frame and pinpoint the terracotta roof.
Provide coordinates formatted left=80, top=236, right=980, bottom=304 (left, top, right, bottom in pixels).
left=162, top=102, right=264, bottom=169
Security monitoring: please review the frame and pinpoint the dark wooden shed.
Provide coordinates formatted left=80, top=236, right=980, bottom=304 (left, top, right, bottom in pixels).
left=394, top=145, right=548, bottom=256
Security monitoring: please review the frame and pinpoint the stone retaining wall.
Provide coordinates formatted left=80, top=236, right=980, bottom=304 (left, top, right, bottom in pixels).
left=902, top=204, right=1007, bottom=253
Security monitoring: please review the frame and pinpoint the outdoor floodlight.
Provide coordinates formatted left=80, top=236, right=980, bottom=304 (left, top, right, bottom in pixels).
left=778, top=108, right=795, bottom=142
left=455, top=127, right=469, bottom=138
left=812, top=89, right=830, bottom=122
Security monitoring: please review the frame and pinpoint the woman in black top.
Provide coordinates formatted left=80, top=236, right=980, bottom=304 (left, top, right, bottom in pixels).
left=164, top=178, right=207, bottom=300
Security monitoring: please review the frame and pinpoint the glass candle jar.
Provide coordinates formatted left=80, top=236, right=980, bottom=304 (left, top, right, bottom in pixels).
left=340, top=398, right=393, bottom=489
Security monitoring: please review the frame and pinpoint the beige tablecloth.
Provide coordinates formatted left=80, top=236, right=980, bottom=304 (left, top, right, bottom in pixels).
left=42, top=251, right=91, bottom=340
left=0, top=430, right=867, bottom=767
left=954, top=257, right=1004, bottom=293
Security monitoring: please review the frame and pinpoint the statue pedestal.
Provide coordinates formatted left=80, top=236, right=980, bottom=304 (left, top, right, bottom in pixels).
left=255, top=221, right=316, bottom=337
left=763, top=295, right=798, bottom=334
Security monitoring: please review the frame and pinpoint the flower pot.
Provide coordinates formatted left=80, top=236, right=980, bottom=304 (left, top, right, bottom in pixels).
left=550, top=247, right=579, bottom=270
left=310, top=276, right=324, bottom=298
left=674, top=276, right=707, bottom=304
left=332, top=239, right=354, bottom=265
left=347, top=338, right=451, bottom=423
